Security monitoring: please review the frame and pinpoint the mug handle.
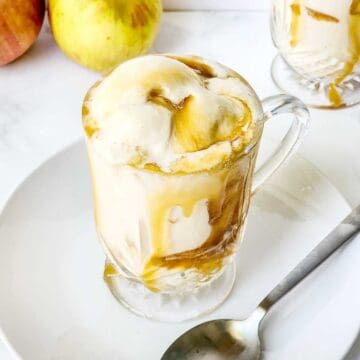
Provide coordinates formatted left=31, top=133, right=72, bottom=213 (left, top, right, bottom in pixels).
left=252, top=94, right=310, bottom=192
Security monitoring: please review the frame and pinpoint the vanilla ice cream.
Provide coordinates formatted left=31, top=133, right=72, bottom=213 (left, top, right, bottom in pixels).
left=272, top=0, right=360, bottom=106
left=83, top=55, right=262, bottom=292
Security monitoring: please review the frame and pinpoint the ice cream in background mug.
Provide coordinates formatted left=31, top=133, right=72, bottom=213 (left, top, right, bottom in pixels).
left=271, top=0, right=360, bottom=108
left=82, top=54, right=310, bottom=321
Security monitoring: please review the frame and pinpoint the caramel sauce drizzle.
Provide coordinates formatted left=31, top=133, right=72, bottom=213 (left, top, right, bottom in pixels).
left=104, top=263, right=118, bottom=277
left=305, top=7, right=339, bottom=23
left=82, top=107, right=99, bottom=137
left=84, top=124, right=98, bottom=138
left=146, top=69, right=253, bottom=170
left=290, top=2, right=301, bottom=47
left=167, top=55, right=217, bottom=78
left=351, top=0, right=360, bottom=15
left=82, top=81, right=101, bottom=138
left=146, top=174, right=225, bottom=258
left=328, top=83, right=343, bottom=107
left=147, top=88, right=190, bottom=113
left=172, top=96, right=253, bottom=154
left=141, top=148, right=258, bottom=290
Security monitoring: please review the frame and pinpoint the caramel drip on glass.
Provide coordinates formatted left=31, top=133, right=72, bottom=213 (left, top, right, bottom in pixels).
left=328, top=83, right=343, bottom=107
left=104, top=263, right=119, bottom=277
left=351, top=0, right=360, bottom=15
left=147, top=174, right=225, bottom=259
left=305, top=7, right=339, bottom=23
left=82, top=105, right=99, bottom=137
left=290, top=1, right=301, bottom=47
left=141, top=148, right=258, bottom=291
left=82, top=80, right=102, bottom=138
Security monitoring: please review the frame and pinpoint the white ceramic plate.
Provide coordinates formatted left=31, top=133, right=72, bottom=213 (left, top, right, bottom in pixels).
left=0, top=140, right=357, bottom=360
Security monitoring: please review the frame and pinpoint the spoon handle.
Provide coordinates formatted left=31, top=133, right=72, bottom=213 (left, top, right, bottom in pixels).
left=259, top=205, right=360, bottom=311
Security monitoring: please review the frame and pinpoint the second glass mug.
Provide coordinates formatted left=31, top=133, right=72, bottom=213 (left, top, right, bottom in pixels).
left=271, top=0, right=360, bottom=109
left=84, top=57, right=310, bottom=322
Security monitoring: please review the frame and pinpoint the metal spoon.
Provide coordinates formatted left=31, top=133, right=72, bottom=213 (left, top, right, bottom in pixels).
left=162, top=205, right=360, bottom=360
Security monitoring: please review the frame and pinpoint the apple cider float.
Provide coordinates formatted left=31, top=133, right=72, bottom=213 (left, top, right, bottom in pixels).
left=82, top=55, right=264, bottom=318
left=271, top=0, right=360, bottom=108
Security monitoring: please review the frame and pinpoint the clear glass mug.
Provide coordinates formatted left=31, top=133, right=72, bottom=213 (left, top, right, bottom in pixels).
left=271, top=0, right=360, bottom=109
left=84, top=62, right=310, bottom=322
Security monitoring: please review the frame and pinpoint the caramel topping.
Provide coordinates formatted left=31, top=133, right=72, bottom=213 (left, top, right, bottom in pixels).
left=83, top=55, right=255, bottom=173
left=173, top=96, right=252, bottom=154
left=306, top=7, right=339, bottom=23
left=82, top=81, right=102, bottom=138
left=83, top=123, right=98, bottom=137
left=147, top=88, right=190, bottom=113
left=146, top=84, right=254, bottom=174
left=147, top=173, right=225, bottom=258
left=82, top=105, right=89, bottom=117
left=141, top=147, right=258, bottom=289
left=82, top=105, right=99, bottom=137
left=350, top=0, right=360, bottom=15
left=290, top=2, right=301, bottom=47
left=167, top=55, right=217, bottom=78
left=143, top=162, right=162, bottom=172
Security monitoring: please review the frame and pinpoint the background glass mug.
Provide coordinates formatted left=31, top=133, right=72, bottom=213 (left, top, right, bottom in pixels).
left=83, top=56, right=310, bottom=322
left=271, top=0, right=360, bottom=109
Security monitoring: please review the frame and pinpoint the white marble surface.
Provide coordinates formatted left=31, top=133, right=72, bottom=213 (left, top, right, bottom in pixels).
left=0, top=11, right=359, bottom=359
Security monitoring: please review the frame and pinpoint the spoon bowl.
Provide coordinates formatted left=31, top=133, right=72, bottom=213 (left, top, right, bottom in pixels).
left=162, top=308, right=266, bottom=360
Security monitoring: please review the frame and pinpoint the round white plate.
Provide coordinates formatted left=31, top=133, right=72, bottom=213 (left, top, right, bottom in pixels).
left=0, top=140, right=357, bottom=360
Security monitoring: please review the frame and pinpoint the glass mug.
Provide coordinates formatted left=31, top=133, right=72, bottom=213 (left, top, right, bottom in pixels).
left=271, top=0, right=360, bottom=108
left=83, top=55, right=310, bottom=321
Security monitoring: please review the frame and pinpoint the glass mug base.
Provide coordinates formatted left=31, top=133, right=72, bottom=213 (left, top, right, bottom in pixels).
left=104, top=260, right=236, bottom=322
left=271, top=55, right=360, bottom=110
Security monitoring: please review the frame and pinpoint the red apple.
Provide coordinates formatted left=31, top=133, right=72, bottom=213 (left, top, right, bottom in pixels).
left=0, top=0, right=45, bottom=65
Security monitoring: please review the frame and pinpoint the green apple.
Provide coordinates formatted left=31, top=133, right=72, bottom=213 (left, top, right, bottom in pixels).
left=48, top=0, right=162, bottom=72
